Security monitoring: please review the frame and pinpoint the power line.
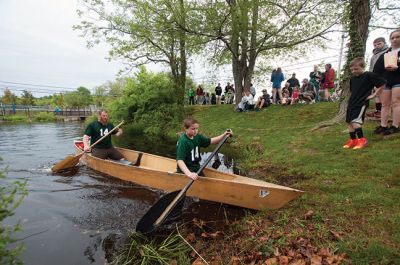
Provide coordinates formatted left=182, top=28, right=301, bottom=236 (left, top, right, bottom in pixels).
left=0, top=80, right=77, bottom=90
left=0, top=86, right=66, bottom=95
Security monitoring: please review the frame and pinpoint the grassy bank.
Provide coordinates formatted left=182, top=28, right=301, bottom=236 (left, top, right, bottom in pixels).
left=0, top=112, right=65, bottom=123
left=183, top=102, right=399, bottom=264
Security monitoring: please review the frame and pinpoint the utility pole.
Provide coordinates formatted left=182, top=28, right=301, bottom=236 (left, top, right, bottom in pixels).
left=337, top=33, right=346, bottom=87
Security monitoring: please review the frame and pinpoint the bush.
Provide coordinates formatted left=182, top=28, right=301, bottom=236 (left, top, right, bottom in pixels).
left=108, top=68, right=183, bottom=137
left=32, top=112, right=54, bottom=122
left=0, top=115, right=28, bottom=123
left=0, top=160, right=28, bottom=264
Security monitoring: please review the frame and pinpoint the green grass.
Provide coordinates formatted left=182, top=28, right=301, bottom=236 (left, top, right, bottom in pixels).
left=0, top=112, right=56, bottom=123
left=186, top=102, right=400, bottom=264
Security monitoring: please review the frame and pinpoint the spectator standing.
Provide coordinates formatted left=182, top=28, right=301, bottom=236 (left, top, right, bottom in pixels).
left=187, top=87, right=195, bottom=105
left=224, top=82, right=232, bottom=94
left=286, top=73, right=300, bottom=97
left=309, top=65, right=322, bottom=102
left=215, top=83, right=223, bottom=104
left=196, top=85, right=204, bottom=105
left=366, top=37, right=389, bottom=118
left=227, top=85, right=235, bottom=104
left=271, top=67, right=285, bottom=104
left=322, top=64, right=335, bottom=101
left=373, top=29, right=400, bottom=135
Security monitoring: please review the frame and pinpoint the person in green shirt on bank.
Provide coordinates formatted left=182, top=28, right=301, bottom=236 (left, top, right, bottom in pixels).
left=83, top=109, right=126, bottom=162
left=187, top=87, right=195, bottom=105
left=176, top=117, right=233, bottom=180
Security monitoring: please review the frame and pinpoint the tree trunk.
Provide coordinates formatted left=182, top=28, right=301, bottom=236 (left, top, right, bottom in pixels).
left=177, top=0, right=187, bottom=106
left=312, top=0, right=371, bottom=130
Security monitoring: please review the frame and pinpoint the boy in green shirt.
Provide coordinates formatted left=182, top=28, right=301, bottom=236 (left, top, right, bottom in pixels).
left=176, top=117, right=232, bottom=180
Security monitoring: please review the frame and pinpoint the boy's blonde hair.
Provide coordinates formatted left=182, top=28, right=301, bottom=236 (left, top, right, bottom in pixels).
left=183, top=117, right=198, bottom=129
left=350, top=57, right=366, bottom=68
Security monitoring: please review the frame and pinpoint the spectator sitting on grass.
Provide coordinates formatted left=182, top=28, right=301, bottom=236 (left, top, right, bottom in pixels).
left=281, top=90, right=290, bottom=105
left=254, top=89, right=271, bottom=110
left=211, top=93, right=217, bottom=105
left=290, top=86, right=300, bottom=105
left=236, top=90, right=255, bottom=112
left=299, top=78, right=316, bottom=103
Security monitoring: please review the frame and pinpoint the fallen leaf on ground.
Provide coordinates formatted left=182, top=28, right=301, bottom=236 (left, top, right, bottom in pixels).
left=304, top=210, right=314, bottom=219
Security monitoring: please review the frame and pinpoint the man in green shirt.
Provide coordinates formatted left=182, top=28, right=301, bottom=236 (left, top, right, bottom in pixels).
left=83, top=109, right=125, bottom=160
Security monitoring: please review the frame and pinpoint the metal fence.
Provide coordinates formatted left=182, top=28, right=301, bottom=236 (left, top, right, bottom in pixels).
left=0, top=104, right=93, bottom=117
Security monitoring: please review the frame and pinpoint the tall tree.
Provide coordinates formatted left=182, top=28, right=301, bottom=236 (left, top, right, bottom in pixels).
left=172, top=0, right=343, bottom=103
left=75, top=0, right=198, bottom=105
left=20, top=90, right=35, bottom=106
left=1, top=89, right=18, bottom=105
left=63, top=87, right=92, bottom=108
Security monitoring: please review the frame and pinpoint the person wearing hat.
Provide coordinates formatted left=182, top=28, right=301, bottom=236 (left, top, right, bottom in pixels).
left=254, top=89, right=272, bottom=110
left=286, top=73, right=300, bottom=97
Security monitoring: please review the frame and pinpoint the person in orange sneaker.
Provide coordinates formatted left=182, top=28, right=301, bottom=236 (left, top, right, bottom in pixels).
left=343, top=58, right=386, bottom=150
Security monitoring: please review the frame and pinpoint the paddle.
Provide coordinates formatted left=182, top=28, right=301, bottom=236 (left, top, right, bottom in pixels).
left=51, top=121, right=124, bottom=172
left=136, top=132, right=231, bottom=234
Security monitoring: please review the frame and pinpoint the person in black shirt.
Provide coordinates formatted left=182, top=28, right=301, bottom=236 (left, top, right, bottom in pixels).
left=215, top=83, right=222, bottom=104
left=343, top=58, right=386, bottom=150
left=286, top=73, right=300, bottom=97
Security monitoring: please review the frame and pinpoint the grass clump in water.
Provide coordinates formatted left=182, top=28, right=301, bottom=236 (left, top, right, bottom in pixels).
left=112, top=232, right=191, bottom=265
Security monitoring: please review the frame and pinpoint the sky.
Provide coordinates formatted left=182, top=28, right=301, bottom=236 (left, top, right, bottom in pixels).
left=0, top=0, right=392, bottom=98
left=0, top=0, right=124, bottom=96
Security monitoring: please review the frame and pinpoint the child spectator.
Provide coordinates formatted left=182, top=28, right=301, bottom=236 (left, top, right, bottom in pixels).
left=343, top=58, right=386, bottom=149
left=204, top=92, right=210, bottom=105
left=281, top=90, right=290, bottom=105
left=366, top=37, right=389, bottom=118
left=290, top=86, right=300, bottom=105
left=220, top=94, right=225, bottom=104
left=211, top=93, right=217, bottom=105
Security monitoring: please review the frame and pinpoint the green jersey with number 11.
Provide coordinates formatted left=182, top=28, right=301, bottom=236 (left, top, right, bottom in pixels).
left=176, top=133, right=211, bottom=173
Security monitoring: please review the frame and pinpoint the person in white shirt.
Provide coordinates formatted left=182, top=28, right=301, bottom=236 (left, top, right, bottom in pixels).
left=236, top=90, right=255, bottom=112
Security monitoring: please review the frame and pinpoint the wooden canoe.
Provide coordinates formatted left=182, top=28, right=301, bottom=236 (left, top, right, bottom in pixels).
left=74, top=141, right=303, bottom=210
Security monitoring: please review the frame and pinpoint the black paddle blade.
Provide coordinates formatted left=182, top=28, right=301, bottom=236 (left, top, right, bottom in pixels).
left=136, top=190, right=186, bottom=234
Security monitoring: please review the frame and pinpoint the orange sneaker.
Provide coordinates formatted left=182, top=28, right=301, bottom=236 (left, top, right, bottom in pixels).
left=353, top=138, right=368, bottom=149
left=343, top=139, right=358, bottom=149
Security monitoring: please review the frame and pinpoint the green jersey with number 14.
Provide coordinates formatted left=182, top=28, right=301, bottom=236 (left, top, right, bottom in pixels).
left=84, top=121, right=116, bottom=149
left=176, top=133, right=211, bottom=173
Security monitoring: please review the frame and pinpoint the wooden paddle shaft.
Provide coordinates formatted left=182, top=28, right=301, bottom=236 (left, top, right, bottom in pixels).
left=155, top=134, right=230, bottom=226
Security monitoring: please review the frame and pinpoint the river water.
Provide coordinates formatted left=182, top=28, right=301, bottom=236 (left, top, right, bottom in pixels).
left=0, top=122, right=247, bottom=265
